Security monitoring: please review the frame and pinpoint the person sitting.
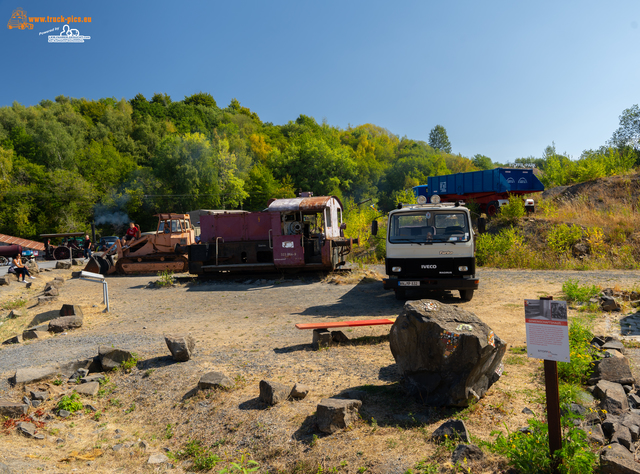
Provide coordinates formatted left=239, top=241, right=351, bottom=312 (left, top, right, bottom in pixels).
left=122, top=222, right=138, bottom=247
left=163, top=221, right=171, bottom=233
left=14, top=254, right=34, bottom=282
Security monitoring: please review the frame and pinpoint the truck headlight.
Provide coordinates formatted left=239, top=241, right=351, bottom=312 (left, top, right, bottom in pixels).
left=458, top=266, right=468, bottom=272
left=392, top=266, right=402, bottom=272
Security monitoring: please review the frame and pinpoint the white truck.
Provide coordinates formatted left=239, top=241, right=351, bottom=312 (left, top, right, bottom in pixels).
left=373, top=199, right=479, bottom=301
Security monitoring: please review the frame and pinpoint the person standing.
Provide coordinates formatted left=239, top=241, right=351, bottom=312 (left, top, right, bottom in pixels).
left=14, top=254, right=34, bottom=282
left=83, top=234, right=92, bottom=259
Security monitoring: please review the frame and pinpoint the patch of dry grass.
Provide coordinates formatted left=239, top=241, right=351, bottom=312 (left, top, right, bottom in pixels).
left=323, top=268, right=384, bottom=285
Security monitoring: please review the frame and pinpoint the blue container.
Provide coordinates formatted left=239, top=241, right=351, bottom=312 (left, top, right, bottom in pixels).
left=414, top=168, right=543, bottom=200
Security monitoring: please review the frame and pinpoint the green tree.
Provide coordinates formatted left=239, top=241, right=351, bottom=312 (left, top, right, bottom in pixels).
left=184, top=92, right=217, bottom=108
left=472, top=154, right=493, bottom=170
left=428, top=125, right=452, bottom=153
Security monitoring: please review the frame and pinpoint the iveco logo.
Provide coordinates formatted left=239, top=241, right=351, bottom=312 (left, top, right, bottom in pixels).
left=421, top=265, right=437, bottom=269
left=439, top=251, right=453, bottom=255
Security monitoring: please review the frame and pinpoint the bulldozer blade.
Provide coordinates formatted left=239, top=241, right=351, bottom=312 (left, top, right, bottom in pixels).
left=84, top=257, right=102, bottom=274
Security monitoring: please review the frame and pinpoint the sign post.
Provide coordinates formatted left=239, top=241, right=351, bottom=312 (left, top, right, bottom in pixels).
left=525, top=296, right=569, bottom=471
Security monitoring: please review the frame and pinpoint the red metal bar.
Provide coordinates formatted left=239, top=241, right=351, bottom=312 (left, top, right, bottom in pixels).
left=295, top=318, right=396, bottom=330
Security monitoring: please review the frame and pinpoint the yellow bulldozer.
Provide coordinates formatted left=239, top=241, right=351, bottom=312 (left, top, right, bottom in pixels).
left=85, top=213, right=195, bottom=275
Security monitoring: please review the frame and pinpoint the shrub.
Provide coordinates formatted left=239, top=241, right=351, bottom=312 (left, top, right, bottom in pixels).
left=156, top=270, right=174, bottom=287
left=490, top=415, right=596, bottom=474
left=57, top=393, right=83, bottom=413
left=547, top=224, right=583, bottom=254
left=558, top=320, right=598, bottom=385
left=499, top=196, right=526, bottom=224
left=562, top=279, right=600, bottom=303
left=476, top=227, right=522, bottom=266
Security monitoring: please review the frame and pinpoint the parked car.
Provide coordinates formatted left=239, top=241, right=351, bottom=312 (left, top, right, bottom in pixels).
left=98, top=236, right=119, bottom=251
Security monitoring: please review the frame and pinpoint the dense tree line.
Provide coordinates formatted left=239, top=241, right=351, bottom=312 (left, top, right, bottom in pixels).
left=0, top=93, right=637, bottom=238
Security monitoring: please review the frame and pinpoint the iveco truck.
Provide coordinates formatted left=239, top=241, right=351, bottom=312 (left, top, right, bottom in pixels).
left=373, top=196, right=479, bottom=301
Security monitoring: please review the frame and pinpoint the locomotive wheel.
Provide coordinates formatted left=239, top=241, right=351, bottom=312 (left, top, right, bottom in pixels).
left=0, top=256, right=7, bottom=266
left=53, top=246, right=70, bottom=260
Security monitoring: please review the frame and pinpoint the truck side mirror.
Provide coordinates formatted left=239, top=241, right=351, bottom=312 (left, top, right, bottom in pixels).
left=371, top=220, right=378, bottom=236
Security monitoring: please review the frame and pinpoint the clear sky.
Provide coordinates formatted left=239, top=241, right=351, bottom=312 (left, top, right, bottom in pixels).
left=2, top=0, right=639, bottom=163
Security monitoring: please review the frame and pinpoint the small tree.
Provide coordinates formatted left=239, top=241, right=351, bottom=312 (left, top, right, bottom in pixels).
left=428, top=125, right=452, bottom=153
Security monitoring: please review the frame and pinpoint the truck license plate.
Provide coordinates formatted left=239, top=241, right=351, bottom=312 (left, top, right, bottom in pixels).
left=399, top=281, right=420, bottom=287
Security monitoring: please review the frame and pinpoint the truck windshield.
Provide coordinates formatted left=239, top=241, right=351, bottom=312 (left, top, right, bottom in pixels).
left=389, top=210, right=470, bottom=243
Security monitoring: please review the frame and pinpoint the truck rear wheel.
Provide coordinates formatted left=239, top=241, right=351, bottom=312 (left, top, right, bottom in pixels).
left=459, top=289, right=474, bottom=301
left=486, top=201, right=499, bottom=216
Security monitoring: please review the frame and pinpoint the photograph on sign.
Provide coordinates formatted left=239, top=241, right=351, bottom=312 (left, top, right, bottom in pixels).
left=524, top=299, right=570, bottom=362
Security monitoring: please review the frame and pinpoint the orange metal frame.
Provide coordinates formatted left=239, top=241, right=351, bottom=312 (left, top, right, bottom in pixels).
left=295, top=318, right=396, bottom=330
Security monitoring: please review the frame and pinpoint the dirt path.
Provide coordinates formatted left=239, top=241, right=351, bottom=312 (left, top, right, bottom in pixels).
left=1, top=266, right=639, bottom=473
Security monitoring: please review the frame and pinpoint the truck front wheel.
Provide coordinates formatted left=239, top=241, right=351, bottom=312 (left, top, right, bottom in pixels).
left=459, top=289, right=474, bottom=301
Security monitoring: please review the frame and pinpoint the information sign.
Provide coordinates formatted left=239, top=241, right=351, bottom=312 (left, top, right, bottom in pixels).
left=524, top=299, right=570, bottom=362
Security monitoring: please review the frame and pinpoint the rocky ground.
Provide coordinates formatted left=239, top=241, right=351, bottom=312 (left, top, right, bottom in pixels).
left=1, top=264, right=640, bottom=473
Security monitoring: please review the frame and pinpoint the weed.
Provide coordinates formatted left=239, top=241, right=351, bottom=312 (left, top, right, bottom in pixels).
left=109, top=398, right=122, bottom=408
left=405, top=459, right=440, bottom=474
left=52, top=378, right=64, bottom=386
left=1, top=298, right=26, bottom=311
left=562, top=279, right=600, bottom=303
left=143, top=369, right=155, bottom=378
left=93, top=411, right=102, bottom=422
left=509, top=346, right=527, bottom=355
left=165, top=423, right=174, bottom=440
left=505, top=355, right=526, bottom=366
left=156, top=270, right=175, bottom=287
left=547, top=224, right=583, bottom=254
left=310, top=434, right=319, bottom=447
left=120, top=353, right=139, bottom=373
left=218, top=453, right=259, bottom=473
left=57, top=393, right=83, bottom=413
left=558, top=320, right=598, bottom=385
left=125, top=403, right=136, bottom=414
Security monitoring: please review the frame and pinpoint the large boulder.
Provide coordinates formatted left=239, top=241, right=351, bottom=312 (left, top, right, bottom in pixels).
left=589, top=357, right=636, bottom=386
left=389, top=300, right=506, bottom=407
left=99, top=346, right=134, bottom=371
left=316, top=398, right=362, bottom=433
left=164, top=334, right=196, bottom=362
left=48, top=315, right=83, bottom=333
left=594, top=381, right=630, bottom=415
left=259, top=380, right=289, bottom=406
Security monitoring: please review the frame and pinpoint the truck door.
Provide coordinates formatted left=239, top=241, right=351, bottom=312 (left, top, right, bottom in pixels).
left=270, top=212, right=305, bottom=268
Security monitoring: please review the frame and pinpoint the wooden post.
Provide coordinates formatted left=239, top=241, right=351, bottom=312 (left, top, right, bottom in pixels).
left=540, top=296, right=562, bottom=471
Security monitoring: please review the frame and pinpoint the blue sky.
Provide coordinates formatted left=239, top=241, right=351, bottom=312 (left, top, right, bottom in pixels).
left=1, top=0, right=639, bottom=163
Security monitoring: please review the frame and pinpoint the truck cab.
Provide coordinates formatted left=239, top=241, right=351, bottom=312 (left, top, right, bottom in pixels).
left=380, top=202, right=479, bottom=301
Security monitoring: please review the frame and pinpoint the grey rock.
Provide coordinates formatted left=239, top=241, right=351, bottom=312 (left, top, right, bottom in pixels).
left=594, top=380, right=630, bottom=415
left=81, top=374, right=105, bottom=384
left=57, top=359, right=93, bottom=377
left=602, top=417, right=620, bottom=438
left=198, top=371, right=233, bottom=390
left=600, top=443, right=640, bottom=474
left=44, top=288, right=59, bottom=297
left=113, top=444, right=123, bottom=452
left=139, top=440, right=149, bottom=450
left=605, top=349, right=625, bottom=359
left=583, top=423, right=605, bottom=445
left=22, top=396, right=30, bottom=406
left=55, top=262, right=71, bottom=270
left=389, top=299, right=506, bottom=407
left=31, top=400, right=41, bottom=408
left=7, top=310, right=22, bottom=319
left=0, top=400, right=28, bottom=417
left=312, top=329, right=332, bottom=350
left=623, top=385, right=633, bottom=393
left=30, top=391, right=48, bottom=401
left=2, top=335, right=22, bottom=345
left=74, top=382, right=99, bottom=397
left=85, top=404, right=98, bottom=412
left=259, top=380, right=289, bottom=405
left=331, top=330, right=350, bottom=344
left=72, top=258, right=84, bottom=266
left=0, top=462, right=11, bottom=474
left=600, top=295, right=621, bottom=312
left=0, top=275, right=11, bottom=286
left=12, top=366, right=57, bottom=385
left=69, top=368, right=89, bottom=380
left=17, top=422, right=36, bottom=438
left=22, top=330, right=49, bottom=341
left=99, top=346, right=134, bottom=371
left=430, top=419, right=470, bottom=443
left=48, top=315, right=83, bottom=333
left=522, top=407, right=534, bottom=415
left=451, top=443, right=483, bottom=465
left=148, top=454, right=169, bottom=464
left=37, top=296, right=58, bottom=305
left=290, top=383, right=310, bottom=400
left=316, top=398, right=362, bottom=434
left=58, top=409, right=71, bottom=418
left=33, top=433, right=45, bottom=440
left=612, top=424, right=633, bottom=450
left=164, top=334, right=196, bottom=362
left=603, top=340, right=625, bottom=354
left=59, top=304, right=82, bottom=317
left=591, top=336, right=606, bottom=347
left=589, top=357, right=635, bottom=386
